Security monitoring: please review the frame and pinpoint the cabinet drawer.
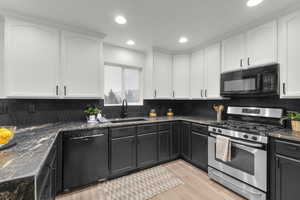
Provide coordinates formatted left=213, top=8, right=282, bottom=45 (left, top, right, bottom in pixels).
left=276, top=140, right=300, bottom=160
left=111, top=126, right=136, bottom=139
left=192, top=123, right=208, bottom=134
left=158, top=123, right=171, bottom=131
left=137, top=124, right=157, bottom=135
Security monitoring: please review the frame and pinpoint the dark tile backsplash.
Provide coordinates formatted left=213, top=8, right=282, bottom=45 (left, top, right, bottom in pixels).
left=1, top=97, right=300, bottom=127
left=0, top=99, right=102, bottom=127
left=177, top=97, right=300, bottom=117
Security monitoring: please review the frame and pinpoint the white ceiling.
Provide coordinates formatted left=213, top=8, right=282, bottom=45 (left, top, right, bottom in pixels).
left=0, top=0, right=299, bottom=52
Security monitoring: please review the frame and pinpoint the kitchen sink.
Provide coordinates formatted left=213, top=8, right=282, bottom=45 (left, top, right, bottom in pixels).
left=109, top=118, right=148, bottom=123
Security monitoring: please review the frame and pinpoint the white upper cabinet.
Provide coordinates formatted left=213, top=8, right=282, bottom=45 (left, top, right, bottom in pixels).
left=190, top=50, right=205, bottom=99
left=1, top=17, right=104, bottom=99
left=246, top=21, right=277, bottom=67
left=172, top=55, right=190, bottom=99
left=278, top=11, right=300, bottom=98
left=61, top=31, right=103, bottom=98
left=222, top=34, right=245, bottom=72
left=204, top=43, right=221, bottom=99
left=143, top=50, right=154, bottom=99
left=221, top=21, right=277, bottom=72
left=153, top=51, right=172, bottom=99
left=5, top=18, right=60, bottom=98
left=0, top=19, right=5, bottom=98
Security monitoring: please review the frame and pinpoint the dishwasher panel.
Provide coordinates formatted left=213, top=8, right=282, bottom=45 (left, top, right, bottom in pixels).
left=62, top=129, right=108, bottom=190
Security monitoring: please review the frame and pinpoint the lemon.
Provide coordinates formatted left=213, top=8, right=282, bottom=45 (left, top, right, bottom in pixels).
left=0, top=137, right=8, bottom=145
left=0, top=128, right=13, bottom=139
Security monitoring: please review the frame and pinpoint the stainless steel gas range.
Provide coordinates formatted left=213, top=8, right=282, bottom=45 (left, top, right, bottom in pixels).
left=208, top=106, right=283, bottom=200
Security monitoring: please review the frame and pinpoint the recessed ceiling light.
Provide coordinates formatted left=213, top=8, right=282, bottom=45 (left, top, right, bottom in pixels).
left=179, top=37, right=188, bottom=44
left=126, top=40, right=135, bottom=46
left=247, top=0, right=264, bottom=7
left=115, top=15, right=127, bottom=24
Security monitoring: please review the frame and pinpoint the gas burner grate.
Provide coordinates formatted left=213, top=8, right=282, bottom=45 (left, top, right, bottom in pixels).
left=210, top=120, right=282, bottom=135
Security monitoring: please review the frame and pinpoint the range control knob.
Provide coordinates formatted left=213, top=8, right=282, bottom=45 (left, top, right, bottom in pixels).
left=252, top=136, right=258, bottom=141
left=243, top=135, right=249, bottom=139
left=212, top=128, right=216, bottom=132
left=217, top=129, right=222, bottom=133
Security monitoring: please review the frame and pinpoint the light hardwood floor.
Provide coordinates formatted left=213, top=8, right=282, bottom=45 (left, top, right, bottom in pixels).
left=56, top=160, right=246, bottom=200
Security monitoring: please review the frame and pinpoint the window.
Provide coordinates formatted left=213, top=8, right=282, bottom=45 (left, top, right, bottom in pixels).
left=104, top=64, right=142, bottom=105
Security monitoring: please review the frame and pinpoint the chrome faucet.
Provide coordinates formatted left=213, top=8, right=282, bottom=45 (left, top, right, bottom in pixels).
left=120, top=99, right=128, bottom=118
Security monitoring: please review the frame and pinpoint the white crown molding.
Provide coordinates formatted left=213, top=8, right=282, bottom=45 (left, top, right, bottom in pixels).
left=0, top=8, right=106, bottom=39
left=152, top=46, right=174, bottom=55
left=103, top=42, right=146, bottom=55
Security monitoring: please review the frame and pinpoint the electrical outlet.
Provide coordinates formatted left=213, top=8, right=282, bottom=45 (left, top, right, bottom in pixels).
left=0, top=103, right=3, bottom=114
left=28, top=103, right=36, bottom=113
left=0, top=103, right=7, bottom=114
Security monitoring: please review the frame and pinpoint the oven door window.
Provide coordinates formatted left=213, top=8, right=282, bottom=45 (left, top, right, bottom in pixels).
left=223, top=78, right=257, bottom=92
left=215, top=143, right=255, bottom=175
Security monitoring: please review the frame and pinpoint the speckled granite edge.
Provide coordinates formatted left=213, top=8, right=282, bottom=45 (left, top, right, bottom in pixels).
left=0, top=176, right=34, bottom=200
left=0, top=116, right=215, bottom=185
left=269, top=129, right=300, bottom=143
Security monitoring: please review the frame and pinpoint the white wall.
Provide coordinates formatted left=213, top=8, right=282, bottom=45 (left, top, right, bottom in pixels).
left=103, top=43, right=145, bottom=68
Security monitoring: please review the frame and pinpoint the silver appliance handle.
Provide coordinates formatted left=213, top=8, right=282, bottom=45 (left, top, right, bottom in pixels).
left=210, top=133, right=263, bottom=148
left=70, top=134, right=104, bottom=140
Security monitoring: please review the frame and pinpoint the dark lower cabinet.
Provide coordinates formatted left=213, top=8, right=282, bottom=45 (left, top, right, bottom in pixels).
left=275, top=155, right=300, bottom=200
left=158, top=130, right=170, bottom=162
left=54, top=121, right=211, bottom=197
left=110, top=136, right=136, bottom=175
left=191, top=131, right=208, bottom=171
left=171, top=122, right=181, bottom=159
left=270, top=139, right=300, bottom=200
left=137, top=133, right=158, bottom=168
left=181, top=122, right=191, bottom=160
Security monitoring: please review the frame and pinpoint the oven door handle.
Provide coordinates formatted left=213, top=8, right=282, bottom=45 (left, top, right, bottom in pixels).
left=210, top=133, right=263, bottom=148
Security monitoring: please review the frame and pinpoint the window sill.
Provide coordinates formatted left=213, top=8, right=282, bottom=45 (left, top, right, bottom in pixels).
left=104, top=103, right=143, bottom=107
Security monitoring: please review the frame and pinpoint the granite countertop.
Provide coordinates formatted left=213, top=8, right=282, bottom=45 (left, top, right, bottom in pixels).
left=0, top=116, right=215, bottom=184
left=269, top=129, right=300, bottom=143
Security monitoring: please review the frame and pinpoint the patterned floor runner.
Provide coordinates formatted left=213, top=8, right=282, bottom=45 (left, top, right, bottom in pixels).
left=99, top=166, right=184, bottom=200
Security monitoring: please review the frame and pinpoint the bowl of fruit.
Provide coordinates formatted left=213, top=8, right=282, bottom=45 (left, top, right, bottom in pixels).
left=0, top=126, right=16, bottom=150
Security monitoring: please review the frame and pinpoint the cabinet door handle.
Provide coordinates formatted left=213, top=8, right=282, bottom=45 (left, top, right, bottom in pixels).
left=173, top=91, right=175, bottom=98
left=283, top=83, right=286, bottom=95
left=205, top=89, right=207, bottom=97
left=247, top=57, right=250, bottom=66
left=56, top=85, right=59, bottom=96
left=201, top=89, right=203, bottom=98
left=240, top=59, right=243, bottom=67
left=154, top=89, right=157, bottom=98
left=64, top=86, right=67, bottom=96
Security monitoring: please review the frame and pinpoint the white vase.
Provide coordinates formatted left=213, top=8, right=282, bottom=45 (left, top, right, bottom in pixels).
left=87, top=115, right=97, bottom=123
